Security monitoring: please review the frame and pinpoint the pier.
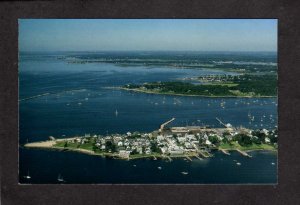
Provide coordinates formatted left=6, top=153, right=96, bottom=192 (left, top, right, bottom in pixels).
left=165, top=156, right=173, bottom=162
left=192, top=143, right=212, bottom=158
left=236, top=149, right=252, bottom=158
left=198, top=150, right=212, bottom=158
left=219, top=148, right=231, bottom=155
left=185, top=155, right=193, bottom=161
left=194, top=154, right=203, bottom=160
left=159, top=118, right=175, bottom=132
left=216, top=117, right=227, bottom=128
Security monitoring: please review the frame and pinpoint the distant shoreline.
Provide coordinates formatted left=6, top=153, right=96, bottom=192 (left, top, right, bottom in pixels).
left=106, top=87, right=277, bottom=98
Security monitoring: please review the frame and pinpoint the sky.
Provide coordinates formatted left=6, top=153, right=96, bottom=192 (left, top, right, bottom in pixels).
left=19, top=19, right=277, bottom=52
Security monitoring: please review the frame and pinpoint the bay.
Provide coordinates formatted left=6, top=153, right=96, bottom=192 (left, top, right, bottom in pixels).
left=19, top=52, right=277, bottom=184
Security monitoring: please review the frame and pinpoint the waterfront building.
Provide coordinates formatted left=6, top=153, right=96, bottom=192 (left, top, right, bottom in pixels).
left=119, top=150, right=130, bottom=159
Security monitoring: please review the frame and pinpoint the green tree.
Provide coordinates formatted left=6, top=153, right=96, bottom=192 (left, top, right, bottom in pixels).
left=208, top=135, right=220, bottom=145
left=131, top=149, right=138, bottom=155
left=252, top=130, right=266, bottom=142
left=105, top=141, right=117, bottom=152
left=237, top=134, right=252, bottom=146
left=222, top=137, right=229, bottom=144
left=252, top=137, right=262, bottom=145
left=92, top=144, right=98, bottom=152
left=150, top=142, right=160, bottom=153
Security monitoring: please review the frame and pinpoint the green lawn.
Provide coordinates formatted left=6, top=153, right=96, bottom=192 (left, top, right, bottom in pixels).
left=78, top=143, right=94, bottom=150
left=53, top=141, right=94, bottom=150
left=208, top=82, right=239, bottom=87
left=53, top=141, right=66, bottom=147
left=219, top=141, right=276, bottom=151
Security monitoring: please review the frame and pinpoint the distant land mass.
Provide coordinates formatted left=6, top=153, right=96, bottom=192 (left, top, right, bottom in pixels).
left=117, top=74, right=277, bottom=98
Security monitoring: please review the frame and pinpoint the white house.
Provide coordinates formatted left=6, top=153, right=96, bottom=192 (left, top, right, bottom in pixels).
left=205, top=139, right=212, bottom=145
left=265, top=137, right=271, bottom=143
left=160, top=147, right=167, bottom=154
left=261, top=129, right=269, bottom=135
left=177, top=137, right=186, bottom=143
left=157, top=135, right=164, bottom=141
left=119, top=150, right=130, bottom=159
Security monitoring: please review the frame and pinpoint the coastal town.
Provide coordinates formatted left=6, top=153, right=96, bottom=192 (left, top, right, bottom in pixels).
left=24, top=118, right=278, bottom=161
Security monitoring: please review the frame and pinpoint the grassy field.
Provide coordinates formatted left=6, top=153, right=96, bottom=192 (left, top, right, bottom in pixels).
left=54, top=141, right=94, bottom=151
left=219, top=141, right=276, bottom=151
left=208, top=82, right=239, bottom=87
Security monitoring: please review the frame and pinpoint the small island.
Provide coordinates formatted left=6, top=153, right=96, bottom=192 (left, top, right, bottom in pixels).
left=117, top=74, right=277, bottom=98
left=24, top=118, right=277, bottom=160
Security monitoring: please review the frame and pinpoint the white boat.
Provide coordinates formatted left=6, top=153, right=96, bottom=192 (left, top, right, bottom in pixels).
left=115, top=109, right=118, bottom=116
left=23, top=170, right=31, bottom=179
left=236, top=162, right=241, bottom=166
left=181, top=171, right=189, bottom=175
left=157, top=166, right=162, bottom=170
left=57, top=174, right=65, bottom=182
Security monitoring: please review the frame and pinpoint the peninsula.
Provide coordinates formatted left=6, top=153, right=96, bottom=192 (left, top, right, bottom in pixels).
left=24, top=119, right=277, bottom=160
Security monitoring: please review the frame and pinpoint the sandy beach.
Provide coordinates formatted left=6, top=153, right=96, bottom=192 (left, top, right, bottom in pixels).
left=24, top=137, right=78, bottom=148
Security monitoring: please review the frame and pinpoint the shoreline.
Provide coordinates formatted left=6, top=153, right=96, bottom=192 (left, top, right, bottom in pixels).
left=106, top=87, right=277, bottom=98
left=24, top=138, right=277, bottom=160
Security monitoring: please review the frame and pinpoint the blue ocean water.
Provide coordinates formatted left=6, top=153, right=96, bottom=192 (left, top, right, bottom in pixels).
left=19, top=52, right=277, bottom=184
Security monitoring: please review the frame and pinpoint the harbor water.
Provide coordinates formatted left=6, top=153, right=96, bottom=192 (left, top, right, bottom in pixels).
left=19, top=52, right=277, bottom=184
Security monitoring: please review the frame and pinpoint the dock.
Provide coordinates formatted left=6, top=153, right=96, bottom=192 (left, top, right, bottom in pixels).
left=198, top=150, right=212, bottom=158
left=219, top=148, right=231, bottom=155
left=159, top=118, right=175, bottom=132
left=165, top=156, right=173, bottom=162
left=194, top=154, right=203, bottom=160
left=236, top=149, right=252, bottom=158
left=185, top=155, right=193, bottom=161
left=216, top=117, right=227, bottom=128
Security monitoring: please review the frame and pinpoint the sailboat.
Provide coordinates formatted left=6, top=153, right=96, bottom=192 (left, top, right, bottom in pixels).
left=115, top=109, right=118, bottom=117
left=23, top=170, right=31, bottom=179
left=57, top=174, right=65, bottom=182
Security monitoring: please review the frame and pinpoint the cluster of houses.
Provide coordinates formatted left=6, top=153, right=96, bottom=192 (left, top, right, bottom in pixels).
left=68, top=126, right=277, bottom=159
left=197, top=74, right=239, bottom=83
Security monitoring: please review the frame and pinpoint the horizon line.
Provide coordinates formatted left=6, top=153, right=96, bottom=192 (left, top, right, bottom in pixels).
left=19, top=50, right=277, bottom=53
